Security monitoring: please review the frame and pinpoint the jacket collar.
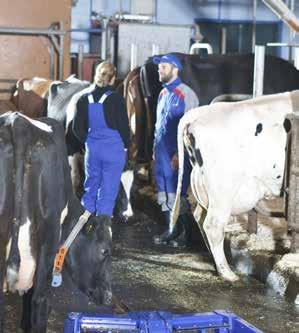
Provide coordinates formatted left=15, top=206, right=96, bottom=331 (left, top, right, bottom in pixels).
left=163, top=77, right=181, bottom=91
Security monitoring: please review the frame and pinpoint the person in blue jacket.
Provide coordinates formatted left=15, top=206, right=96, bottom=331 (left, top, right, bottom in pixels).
left=152, top=54, right=199, bottom=247
left=73, top=61, right=130, bottom=223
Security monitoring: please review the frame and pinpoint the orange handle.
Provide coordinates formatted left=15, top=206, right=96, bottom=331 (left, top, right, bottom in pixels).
left=53, top=246, right=68, bottom=273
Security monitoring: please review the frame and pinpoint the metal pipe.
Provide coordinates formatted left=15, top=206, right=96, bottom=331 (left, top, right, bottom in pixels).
left=238, top=24, right=243, bottom=53
left=106, top=23, right=112, bottom=62
left=262, top=0, right=299, bottom=32
left=50, top=35, right=59, bottom=53
left=217, top=0, right=222, bottom=22
left=101, top=18, right=108, bottom=60
left=190, top=42, right=213, bottom=55
left=110, top=29, right=116, bottom=65
left=59, top=21, right=65, bottom=80
left=0, top=26, right=65, bottom=36
left=50, top=44, right=55, bottom=79
left=290, top=0, right=296, bottom=38
left=130, top=43, right=138, bottom=70
left=252, top=0, right=257, bottom=53
left=152, top=44, right=160, bottom=56
left=220, top=27, right=226, bottom=54
left=68, top=28, right=102, bottom=33
left=294, top=47, right=299, bottom=70
left=77, top=44, right=84, bottom=80
left=267, top=42, right=298, bottom=46
left=289, top=0, right=296, bottom=62
left=253, top=45, right=265, bottom=97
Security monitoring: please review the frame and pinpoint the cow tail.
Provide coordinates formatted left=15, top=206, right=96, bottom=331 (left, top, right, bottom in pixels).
left=170, top=116, right=187, bottom=232
left=6, top=115, right=26, bottom=291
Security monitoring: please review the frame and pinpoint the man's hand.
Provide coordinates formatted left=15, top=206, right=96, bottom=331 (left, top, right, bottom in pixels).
left=171, top=154, right=179, bottom=170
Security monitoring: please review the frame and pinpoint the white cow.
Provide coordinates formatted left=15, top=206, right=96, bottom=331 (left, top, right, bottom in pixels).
left=171, top=90, right=299, bottom=282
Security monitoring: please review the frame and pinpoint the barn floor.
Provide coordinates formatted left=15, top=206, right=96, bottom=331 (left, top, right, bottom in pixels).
left=2, top=212, right=299, bottom=333
left=4, top=205, right=299, bottom=333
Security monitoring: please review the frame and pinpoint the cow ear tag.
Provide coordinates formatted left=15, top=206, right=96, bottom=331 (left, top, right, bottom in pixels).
left=52, top=272, right=62, bottom=287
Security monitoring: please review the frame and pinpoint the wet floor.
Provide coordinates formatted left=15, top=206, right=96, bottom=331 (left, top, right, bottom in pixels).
left=3, top=210, right=299, bottom=332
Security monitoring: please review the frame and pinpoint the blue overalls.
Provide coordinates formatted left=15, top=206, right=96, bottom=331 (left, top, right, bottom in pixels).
left=154, top=78, right=191, bottom=212
left=81, top=91, right=126, bottom=217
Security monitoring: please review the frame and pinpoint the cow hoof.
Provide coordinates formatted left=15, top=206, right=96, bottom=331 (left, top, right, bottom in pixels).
left=153, top=234, right=168, bottom=245
left=219, top=269, right=240, bottom=282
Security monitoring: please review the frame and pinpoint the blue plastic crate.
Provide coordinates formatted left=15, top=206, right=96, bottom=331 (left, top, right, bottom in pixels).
left=64, top=310, right=263, bottom=333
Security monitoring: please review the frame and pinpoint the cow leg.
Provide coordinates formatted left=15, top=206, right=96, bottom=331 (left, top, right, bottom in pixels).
left=22, top=248, right=53, bottom=333
left=21, top=288, right=33, bottom=333
left=0, top=254, right=6, bottom=333
left=203, top=209, right=239, bottom=282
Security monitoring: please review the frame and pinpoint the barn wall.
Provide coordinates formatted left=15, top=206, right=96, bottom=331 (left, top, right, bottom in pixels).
left=0, top=0, right=71, bottom=99
left=71, top=0, right=91, bottom=53
left=72, top=0, right=299, bottom=64
left=156, top=0, right=279, bottom=25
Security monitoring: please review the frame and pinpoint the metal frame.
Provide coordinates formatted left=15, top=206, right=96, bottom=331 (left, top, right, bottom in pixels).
left=0, top=23, right=65, bottom=80
left=0, top=24, right=103, bottom=82
left=189, top=42, right=213, bottom=55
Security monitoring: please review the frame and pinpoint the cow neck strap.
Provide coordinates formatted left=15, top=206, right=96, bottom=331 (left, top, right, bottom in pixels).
left=51, top=210, right=91, bottom=288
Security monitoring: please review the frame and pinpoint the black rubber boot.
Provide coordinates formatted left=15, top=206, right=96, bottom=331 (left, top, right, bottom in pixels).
left=153, top=211, right=181, bottom=245
left=98, top=214, right=112, bottom=226
left=168, top=214, right=193, bottom=248
left=84, top=214, right=112, bottom=234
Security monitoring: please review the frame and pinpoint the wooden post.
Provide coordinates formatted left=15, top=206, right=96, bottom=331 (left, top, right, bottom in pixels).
left=286, top=113, right=299, bottom=253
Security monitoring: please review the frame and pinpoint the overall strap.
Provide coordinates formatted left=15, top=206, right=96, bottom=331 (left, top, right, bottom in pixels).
left=87, top=94, right=94, bottom=104
left=98, top=90, right=114, bottom=104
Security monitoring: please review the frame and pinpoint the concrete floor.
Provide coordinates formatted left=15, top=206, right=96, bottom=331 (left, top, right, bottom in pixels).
left=3, top=207, right=299, bottom=333
left=3, top=175, right=299, bottom=332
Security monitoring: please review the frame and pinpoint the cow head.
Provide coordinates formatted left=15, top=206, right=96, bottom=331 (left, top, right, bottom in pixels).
left=47, top=77, right=90, bottom=125
left=65, top=215, right=112, bottom=305
left=113, top=168, right=134, bottom=222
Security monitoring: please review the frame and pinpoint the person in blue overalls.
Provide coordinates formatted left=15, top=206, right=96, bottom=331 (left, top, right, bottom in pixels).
left=152, top=54, right=199, bottom=247
left=73, top=61, right=130, bottom=223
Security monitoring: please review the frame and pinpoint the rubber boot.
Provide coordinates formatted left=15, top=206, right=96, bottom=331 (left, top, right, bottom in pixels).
left=85, top=214, right=112, bottom=234
left=153, top=211, right=181, bottom=245
left=168, top=214, right=193, bottom=248
left=97, top=214, right=112, bottom=226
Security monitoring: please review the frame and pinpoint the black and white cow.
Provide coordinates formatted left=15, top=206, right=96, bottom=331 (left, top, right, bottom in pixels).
left=171, top=91, right=299, bottom=282
left=0, top=112, right=112, bottom=333
left=132, top=53, right=299, bottom=163
left=48, top=78, right=134, bottom=222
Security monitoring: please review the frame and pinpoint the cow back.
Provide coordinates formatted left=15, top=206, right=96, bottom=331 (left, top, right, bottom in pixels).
left=144, top=53, right=299, bottom=107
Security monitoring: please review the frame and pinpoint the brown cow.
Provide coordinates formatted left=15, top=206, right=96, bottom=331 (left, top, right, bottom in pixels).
left=12, top=77, right=53, bottom=119
left=123, top=67, right=152, bottom=163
